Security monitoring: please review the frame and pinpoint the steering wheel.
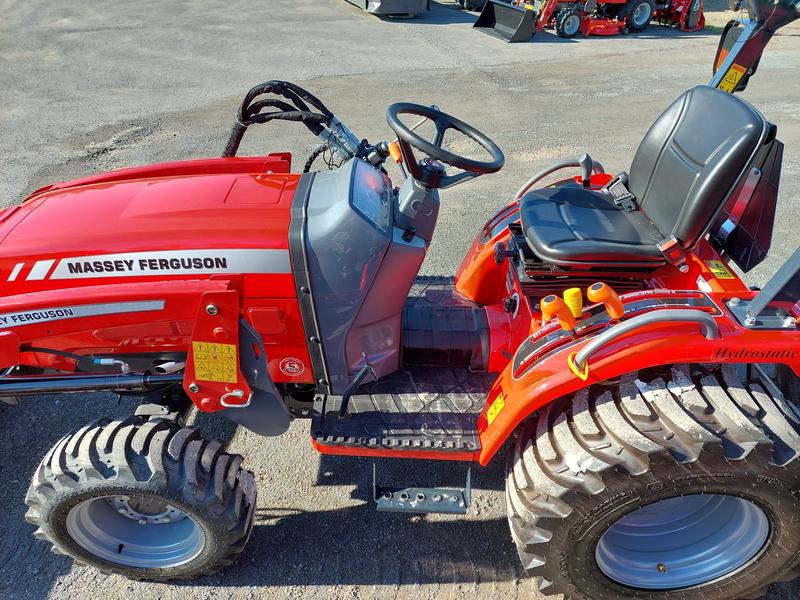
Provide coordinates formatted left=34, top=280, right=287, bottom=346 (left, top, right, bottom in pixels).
left=386, top=103, right=505, bottom=189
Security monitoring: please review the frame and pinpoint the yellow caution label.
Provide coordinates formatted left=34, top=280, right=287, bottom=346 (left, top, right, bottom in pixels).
left=192, top=341, right=238, bottom=383
left=487, top=393, right=505, bottom=425
left=718, top=63, right=747, bottom=94
left=706, top=260, right=736, bottom=279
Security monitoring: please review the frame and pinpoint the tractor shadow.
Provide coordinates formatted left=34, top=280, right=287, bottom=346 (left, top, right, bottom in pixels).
left=190, top=451, right=520, bottom=588
left=0, top=394, right=138, bottom=600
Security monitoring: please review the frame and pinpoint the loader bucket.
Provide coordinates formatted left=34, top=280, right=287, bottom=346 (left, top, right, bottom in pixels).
left=473, top=1, right=536, bottom=43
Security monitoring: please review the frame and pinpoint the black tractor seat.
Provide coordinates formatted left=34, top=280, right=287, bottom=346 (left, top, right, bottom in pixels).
left=520, top=86, right=770, bottom=268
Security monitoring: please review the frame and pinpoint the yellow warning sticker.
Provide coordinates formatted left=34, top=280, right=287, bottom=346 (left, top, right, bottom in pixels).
left=487, top=393, right=505, bottom=425
left=706, top=260, right=736, bottom=279
left=192, top=341, right=238, bottom=383
left=718, top=63, right=747, bottom=94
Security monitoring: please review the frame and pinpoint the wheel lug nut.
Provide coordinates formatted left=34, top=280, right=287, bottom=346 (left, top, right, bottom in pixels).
left=657, top=563, right=667, bottom=573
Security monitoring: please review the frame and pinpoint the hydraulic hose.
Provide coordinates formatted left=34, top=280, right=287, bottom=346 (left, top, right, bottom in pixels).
left=514, top=159, right=605, bottom=200
left=0, top=373, right=183, bottom=396
left=222, top=80, right=335, bottom=157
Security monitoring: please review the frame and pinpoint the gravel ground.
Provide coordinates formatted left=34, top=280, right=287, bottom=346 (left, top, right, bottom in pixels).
left=1, top=1, right=799, bottom=599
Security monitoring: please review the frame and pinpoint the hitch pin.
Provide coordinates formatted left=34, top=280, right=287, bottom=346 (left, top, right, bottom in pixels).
left=220, top=389, right=251, bottom=408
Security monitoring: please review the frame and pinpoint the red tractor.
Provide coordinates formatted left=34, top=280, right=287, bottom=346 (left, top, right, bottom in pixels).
left=471, top=0, right=703, bottom=41
left=5, top=0, right=800, bottom=596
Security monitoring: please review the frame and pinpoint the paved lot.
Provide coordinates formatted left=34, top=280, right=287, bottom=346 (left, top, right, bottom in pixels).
left=1, top=1, right=799, bottom=599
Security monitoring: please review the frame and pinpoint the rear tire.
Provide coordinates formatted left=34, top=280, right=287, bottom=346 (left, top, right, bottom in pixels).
left=25, top=417, right=256, bottom=581
left=624, top=0, right=654, bottom=32
left=556, top=8, right=583, bottom=38
left=506, top=364, right=800, bottom=599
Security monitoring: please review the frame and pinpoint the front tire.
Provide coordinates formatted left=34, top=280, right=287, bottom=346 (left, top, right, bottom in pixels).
left=506, top=364, right=800, bottom=599
left=556, top=8, right=583, bottom=38
left=25, top=417, right=256, bottom=581
left=624, top=0, right=654, bottom=32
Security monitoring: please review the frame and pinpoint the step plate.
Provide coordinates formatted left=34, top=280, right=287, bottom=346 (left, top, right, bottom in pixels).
left=312, top=366, right=493, bottom=453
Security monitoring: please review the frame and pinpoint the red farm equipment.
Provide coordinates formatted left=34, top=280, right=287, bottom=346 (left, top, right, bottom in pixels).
left=6, top=0, right=800, bottom=596
left=472, top=0, right=704, bottom=41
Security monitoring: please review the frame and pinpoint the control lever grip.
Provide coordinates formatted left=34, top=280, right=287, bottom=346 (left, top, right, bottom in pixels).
left=578, top=153, right=593, bottom=188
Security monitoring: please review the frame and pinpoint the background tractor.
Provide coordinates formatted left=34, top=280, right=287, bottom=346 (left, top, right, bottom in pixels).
left=471, top=0, right=703, bottom=40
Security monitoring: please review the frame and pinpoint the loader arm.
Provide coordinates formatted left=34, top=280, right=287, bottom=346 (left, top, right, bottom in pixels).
left=710, top=0, right=800, bottom=93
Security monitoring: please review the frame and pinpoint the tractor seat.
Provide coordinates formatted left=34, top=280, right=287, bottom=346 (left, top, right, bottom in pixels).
left=520, top=86, right=769, bottom=267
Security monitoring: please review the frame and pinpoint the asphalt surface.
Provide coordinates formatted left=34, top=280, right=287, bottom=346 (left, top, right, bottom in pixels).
left=1, top=1, right=799, bottom=599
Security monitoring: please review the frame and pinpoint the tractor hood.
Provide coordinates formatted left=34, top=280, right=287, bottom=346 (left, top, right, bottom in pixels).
left=0, top=164, right=301, bottom=296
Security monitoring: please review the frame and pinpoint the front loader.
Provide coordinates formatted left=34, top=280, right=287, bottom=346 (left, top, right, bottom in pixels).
left=4, top=0, right=800, bottom=596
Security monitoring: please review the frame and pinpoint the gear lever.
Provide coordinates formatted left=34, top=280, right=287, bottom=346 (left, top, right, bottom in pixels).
left=579, top=153, right=593, bottom=188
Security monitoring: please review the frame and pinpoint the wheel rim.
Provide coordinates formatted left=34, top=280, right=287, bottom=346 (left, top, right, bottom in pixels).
left=632, top=3, right=652, bottom=26
left=564, top=14, right=581, bottom=35
left=66, top=495, right=205, bottom=568
left=595, top=494, right=769, bottom=589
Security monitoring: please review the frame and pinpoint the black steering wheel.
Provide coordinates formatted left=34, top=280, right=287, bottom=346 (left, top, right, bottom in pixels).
left=386, top=103, right=505, bottom=189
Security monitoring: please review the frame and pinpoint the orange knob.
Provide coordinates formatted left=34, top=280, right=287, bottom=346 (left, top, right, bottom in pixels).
left=540, top=295, right=576, bottom=331
left=587, top=282, right=624, bottom=320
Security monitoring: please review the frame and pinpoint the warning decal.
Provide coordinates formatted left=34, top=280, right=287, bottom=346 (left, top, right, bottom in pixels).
left=706, top=260, right=736, bottom=279
left=192, top=341, right=238, bottom=383
left=719, top=63, right=747, bottom=94
left=486, top=393, right=505, bottom=425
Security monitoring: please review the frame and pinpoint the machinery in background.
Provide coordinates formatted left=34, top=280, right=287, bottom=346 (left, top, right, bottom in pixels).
left=472, top=0, right=703, bottom=41
left=344, top=0, right=429, bottom=17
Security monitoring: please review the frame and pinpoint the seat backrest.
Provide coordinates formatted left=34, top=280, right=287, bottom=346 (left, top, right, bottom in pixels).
left=628, top=85, right=768, bottom=248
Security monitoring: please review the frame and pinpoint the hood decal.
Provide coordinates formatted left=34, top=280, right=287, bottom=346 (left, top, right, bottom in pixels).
left=8, top=249, right=291, bottom=281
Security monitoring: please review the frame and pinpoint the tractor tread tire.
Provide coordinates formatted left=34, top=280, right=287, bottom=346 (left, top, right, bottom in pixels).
left=624, top=0, right=655, bottom=32
left=25, top=416, right=256, bottom=581
left=507, top=364, right=800, bottom=599
left=555, top=8, right=583, bottom=38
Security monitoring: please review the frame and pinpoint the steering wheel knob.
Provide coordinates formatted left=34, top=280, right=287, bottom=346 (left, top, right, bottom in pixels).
left=423, top=158, right=446, bottom=173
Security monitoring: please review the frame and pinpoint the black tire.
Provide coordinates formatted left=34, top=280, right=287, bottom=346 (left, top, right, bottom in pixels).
left=506, top=364, right=800, bottom=599
left=25, top=417, right=256, bottom=581
left=624, top=0, right=654, bottom=32
left=555, top=8, right=583, bottom=38
left=777, top=363, right=800, bottom=403
left=463, top=0, right=485, bottom=11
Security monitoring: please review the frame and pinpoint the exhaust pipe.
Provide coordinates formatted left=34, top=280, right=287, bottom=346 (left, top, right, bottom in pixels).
left=0, top=373, right=183, bottom=397
left=154, top=361, right=186, bottom=374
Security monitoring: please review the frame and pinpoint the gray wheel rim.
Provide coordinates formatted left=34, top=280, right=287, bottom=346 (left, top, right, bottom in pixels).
left=564, top=14, right=581, bottom=36
left=632, top=2, right=652, bottom=26
left=66, top=495, right=205, bottom=568
left=595, top=494, right=769, bottom=589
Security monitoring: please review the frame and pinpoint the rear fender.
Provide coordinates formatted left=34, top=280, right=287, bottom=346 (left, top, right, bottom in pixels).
left=454, top=202, right=519, bottom=305
left=477, top=300, right=800, bottom=465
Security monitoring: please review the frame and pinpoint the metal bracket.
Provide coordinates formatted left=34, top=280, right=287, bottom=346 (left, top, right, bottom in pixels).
left=727, top=297, right=797, bottom=330
left=338, top=360, right=376, bottom=419
left=373, top=463, right=471, bottom=515
left=718, top=166, right=763, bottom=244
left=657, top=236, right=689, bottom=272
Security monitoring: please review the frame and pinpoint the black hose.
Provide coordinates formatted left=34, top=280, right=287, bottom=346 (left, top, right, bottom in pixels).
left=222, top=80, right=336, bottom=158
left=25, top=346, right=89, bottom=363
left=0, top=373, right=183, bottom=396
left=303, top=144, right=328, bottom=173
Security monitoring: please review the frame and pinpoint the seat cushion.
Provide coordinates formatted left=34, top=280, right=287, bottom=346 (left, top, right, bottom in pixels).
left=520, top=184, right=666, bottom=266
